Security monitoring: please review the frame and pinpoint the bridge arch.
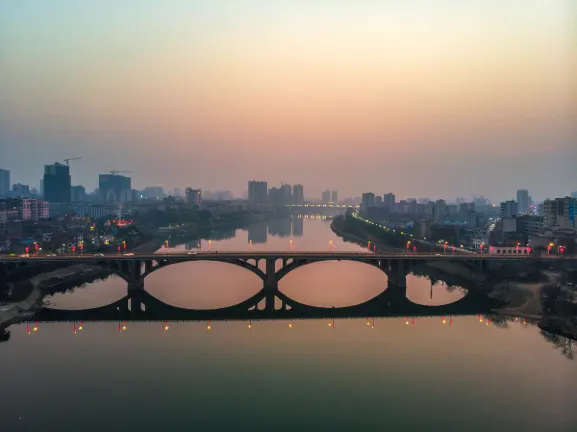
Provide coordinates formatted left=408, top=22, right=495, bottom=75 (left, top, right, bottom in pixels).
left=140, top=258, right=266, bottom=281
left=275, top=258, right=389, bottom=282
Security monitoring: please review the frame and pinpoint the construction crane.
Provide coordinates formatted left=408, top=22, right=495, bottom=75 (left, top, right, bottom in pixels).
left=63, top=157, right=82, bottom=165
left=109, top=170, right=132, bottom=176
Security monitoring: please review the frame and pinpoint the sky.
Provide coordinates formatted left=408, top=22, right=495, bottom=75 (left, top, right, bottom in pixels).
left=0, top=0, right=575, bottom=202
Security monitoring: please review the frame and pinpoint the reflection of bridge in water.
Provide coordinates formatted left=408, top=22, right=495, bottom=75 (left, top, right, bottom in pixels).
left=32, top=281, right=502, bottom=323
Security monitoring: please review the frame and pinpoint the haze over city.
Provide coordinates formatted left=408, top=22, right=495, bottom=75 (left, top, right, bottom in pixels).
left=1, top=0, right=575, bottom=201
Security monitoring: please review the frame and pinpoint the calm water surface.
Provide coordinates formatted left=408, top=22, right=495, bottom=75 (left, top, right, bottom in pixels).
left=1, top=216, right=576, bottom=431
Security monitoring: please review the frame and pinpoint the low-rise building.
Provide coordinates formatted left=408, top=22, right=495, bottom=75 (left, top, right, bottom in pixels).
left=489, top=245, right=531, bottom=255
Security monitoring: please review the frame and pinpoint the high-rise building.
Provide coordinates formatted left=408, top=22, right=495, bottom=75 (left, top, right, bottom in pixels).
left=361, top=192, right=375, bottom=211
left=71, top=185, right=86, bottom=202
left=292, top=184, right=304, bottom=205
left=185, top=188, right=202, bottom=207
left=374, top=196, right=383, bottom=207
left=516, top=189, right=530, bottom=214
left=43, top=162, right=71, bottom=203
left=12, top=183, right=30, bottom=197
left=322, top=190, right=331, bottom=204
left=331, top=190, right=338, bottom=204
left=268, top=187, right=279, bottom=205
left=99, top=174, right=132, bottom=203
left=279, top=184, right=292, bottom=206
left=433, top=199, right=447, bottom=223
left=173, top=188, right=181, bottom=197
left=383, top=193, right=395, bottom=211
left=0, top=169, right=10, bottom=197
left=39, top=179, right=44, bottom=198
left=500, top=200, right=518, bottom=218
left=571, top=191, right=577, bottom=199
left=248, top=181, right=268, bottom=205
left=543, top=197, right=576, bottom=230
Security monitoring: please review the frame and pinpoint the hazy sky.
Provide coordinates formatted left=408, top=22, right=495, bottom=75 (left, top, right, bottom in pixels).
left=1, top=0, right=575, bottom=201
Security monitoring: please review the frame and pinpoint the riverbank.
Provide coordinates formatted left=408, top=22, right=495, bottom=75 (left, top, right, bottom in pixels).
left=330, top=215, right=400, bottom=252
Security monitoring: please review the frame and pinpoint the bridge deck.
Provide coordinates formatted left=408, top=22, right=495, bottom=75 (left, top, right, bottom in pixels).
left=0, top=251, right=566, bottom=263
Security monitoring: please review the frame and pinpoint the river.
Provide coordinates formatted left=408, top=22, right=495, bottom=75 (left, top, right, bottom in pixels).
left=1, top=215, right=576, bottom=431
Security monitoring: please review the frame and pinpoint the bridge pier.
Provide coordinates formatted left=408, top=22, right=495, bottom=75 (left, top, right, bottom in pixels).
left=385, top=260, right=408, bottom=305
left=128, top=279, right=145, bottom=292
left=264, top=258, right=279, bottom=312
left=387, top=260, right=408, bottom=288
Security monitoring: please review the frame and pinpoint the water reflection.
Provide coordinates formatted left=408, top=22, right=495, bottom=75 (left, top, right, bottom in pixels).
left=45, top=276, right=126, bottom=310
left=146, top=261, right=263, bottom=309
left=2, top=316, right=575, bottom=430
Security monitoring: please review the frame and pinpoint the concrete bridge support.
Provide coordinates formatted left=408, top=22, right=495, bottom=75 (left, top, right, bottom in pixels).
left=383, top=260, right=409, bottom=305
left=264, top=258, right=278, bottom=312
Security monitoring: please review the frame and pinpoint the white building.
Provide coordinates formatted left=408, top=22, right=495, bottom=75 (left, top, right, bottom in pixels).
left=489, top=245, right=531, bottom=255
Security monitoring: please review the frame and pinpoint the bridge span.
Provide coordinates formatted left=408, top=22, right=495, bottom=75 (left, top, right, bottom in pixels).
left=1, top=251, right=571, bottom=314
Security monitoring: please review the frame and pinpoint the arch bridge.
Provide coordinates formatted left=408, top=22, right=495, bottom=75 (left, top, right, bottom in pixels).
left=1, top=251, right=562, bottom=313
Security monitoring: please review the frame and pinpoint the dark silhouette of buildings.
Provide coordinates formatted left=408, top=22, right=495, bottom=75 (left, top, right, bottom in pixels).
left=0, top=169, right=9, bottom=197
left=43, top=163, right=71, bottom=203
left=99, top=174, right=131, bottom=203
left=293, top=184, right=304, bottom=205
left=71, top=185, right=86, bottom=202
left=248, top=181, right=268, bottom=205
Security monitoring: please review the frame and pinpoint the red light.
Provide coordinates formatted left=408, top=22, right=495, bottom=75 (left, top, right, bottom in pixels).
left=117, top=246, right=121, bottom=251
left=413, top=245, right=416, bottom=252
left=124, top=243, right=127, bottom=249
left=373, top=245, right=376, bottom=252
left=25, top=247, right=29, bottom=253
left=72, top=246, right=76, bottom=252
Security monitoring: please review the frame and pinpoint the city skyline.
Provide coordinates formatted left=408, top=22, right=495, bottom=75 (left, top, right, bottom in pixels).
left=1, top=1, right=576, bottom=201
left=1, top=164, right=576, bottom=205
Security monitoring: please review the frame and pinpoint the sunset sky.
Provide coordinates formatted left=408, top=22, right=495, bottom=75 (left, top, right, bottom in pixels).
left=1, top=0, right=575, bottom=201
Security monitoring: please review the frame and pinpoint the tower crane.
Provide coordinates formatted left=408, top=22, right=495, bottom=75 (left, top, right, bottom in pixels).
left=63, top=157, right=82, bottom=165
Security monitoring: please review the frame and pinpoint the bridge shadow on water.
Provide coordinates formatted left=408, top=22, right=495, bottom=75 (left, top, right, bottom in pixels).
left=31, top=283, right=503, bottom=323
